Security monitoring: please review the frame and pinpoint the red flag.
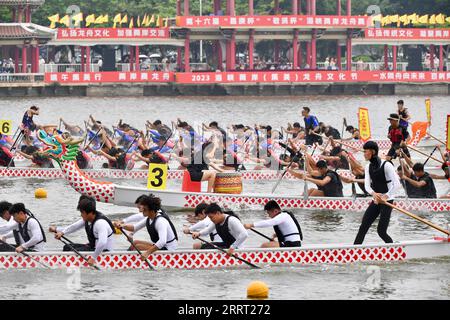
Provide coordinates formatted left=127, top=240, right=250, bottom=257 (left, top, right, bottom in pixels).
left=408, top=121, right=429, bottom=146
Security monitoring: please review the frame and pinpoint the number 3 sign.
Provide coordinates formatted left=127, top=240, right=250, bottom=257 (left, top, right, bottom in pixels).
left=147, top=163, right=168, bottom=190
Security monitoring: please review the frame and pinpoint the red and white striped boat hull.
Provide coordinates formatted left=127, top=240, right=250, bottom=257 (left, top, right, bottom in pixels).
left=0, top=167, right=348, bottom=181
left=113, top=186, right=450, bottom=212
left=0, top=167, right=443, bottom=181
left=0, top=239, right=447, bottom=270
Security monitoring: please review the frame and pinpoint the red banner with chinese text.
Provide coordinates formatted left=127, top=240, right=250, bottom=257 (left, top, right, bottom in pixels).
left=56, top=28, right=170, bottom=40
left=176, top=15, right=370, bottom=28
left=45, top=71, right=175, bottom=83
left=365, top=28, right=450, bottom=40
left=358, top=108, right=371, bottom=142
left=175, top=71, right=450, bottom=84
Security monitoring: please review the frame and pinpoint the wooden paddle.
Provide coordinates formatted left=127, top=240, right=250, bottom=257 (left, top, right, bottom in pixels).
left=0, top=238, right=52, bottom=269
left=250, top=228, right=273, bottom=242
left=311, top=132, right=363, bottom=153
left=118, top=227, right=155, bottom=271
left=51, top=231, right=101, bottom=270
left=408, top=145, right=444, bottom=164
left=423, top=146, right=438, bottom=166
left=382, top=201, right=449, bottom=236
left=426, top=132, right=446, bottom=146
left=195, top=236, right=260, bottom=269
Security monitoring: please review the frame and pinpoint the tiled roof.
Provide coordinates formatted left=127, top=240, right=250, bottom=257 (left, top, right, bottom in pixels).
left=0, top=0, right=45, bottom=7
left=0, top=0, right=45, bottom=6
left=0, top=23, right=55, bottom=39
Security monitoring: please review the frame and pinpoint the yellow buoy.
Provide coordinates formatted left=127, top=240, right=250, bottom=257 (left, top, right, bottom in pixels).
left=247, top=281, right=269, bottom=299
left=35, top=188, right=48, bottom=199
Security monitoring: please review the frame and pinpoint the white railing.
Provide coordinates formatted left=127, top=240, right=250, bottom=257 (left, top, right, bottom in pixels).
left=42, top=64, right=100, bottom=73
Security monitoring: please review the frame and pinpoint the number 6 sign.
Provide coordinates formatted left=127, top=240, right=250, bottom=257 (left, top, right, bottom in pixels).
left=0, top=120, right=12, bottom=135
left=147, top=163, right=168, bottom=190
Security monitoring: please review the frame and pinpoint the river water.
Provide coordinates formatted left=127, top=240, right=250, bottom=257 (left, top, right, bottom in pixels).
left=0, top=95, right=449, bottom=300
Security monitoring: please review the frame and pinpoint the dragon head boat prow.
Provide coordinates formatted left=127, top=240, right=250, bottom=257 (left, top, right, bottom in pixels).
left=37, top=130, right=116, bottom=203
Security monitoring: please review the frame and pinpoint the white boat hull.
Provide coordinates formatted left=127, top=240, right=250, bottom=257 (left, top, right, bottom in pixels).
left=113, top=186, right=450, bottom=212
left=0, top=239, right=447, bottom=270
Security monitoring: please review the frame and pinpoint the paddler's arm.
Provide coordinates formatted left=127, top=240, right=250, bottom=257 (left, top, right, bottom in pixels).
left=304, top=175, right=332, bottom=187
left=228, top=218, right=248, bottom=251
left=17, top=150, right=33, bottom=160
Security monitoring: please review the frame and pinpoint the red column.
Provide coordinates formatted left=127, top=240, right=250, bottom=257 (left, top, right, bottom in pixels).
left=306, top=42, right=311, bottom=67
left=292, top=30, right=299, bottom=70
left=249, top=30, right=254, bottom=70
left=306, top=0, right=311, bottom=14
left=14, top=47, right=19, bottom=72
left=217, top=42, right=223, bottom=70
left=311, top=29, right=317, bottom=69
left=17, top=6, right=23, bottom=22
left=346, top=36, right=352, bottom=71
left=439, top=45, right=444, bottom=71
left=275, top=0, right=280, bottom=14
left=337, top=42, right=342, bottom=70
left=21, top=46, right=27, bottom=73
left=292, top=0, right=298, bottom=15
left=81, top=46, right=85, bottom=72
left=33, top=46, right=39, bottom=73
left=311, top=0, right=316, bottom=14
left=135, top=46, right=140, bottom=71
left=392, top=45, right=397, bottom=71
left=177, top=0, right=182, bottom=15
left=430, top=45, right=435, bottom=70
left=25, top=6, right=31, bottom=23
left=384, top=45, right=389, bottom=70
left=230, top=31, right=236, bottom=70
left=346, top=0, right=351, bottom=16
left=30, top=45, right=35, bottom=73
left=214, top=0, right=221, bottom=14
left=184, top=0, right=190, bottom=15
left=249, top=0, right=254, bottom=15
left=177, top=48, right=182, bottom=70
left=228, top=0, right=235, bottom=15
left=274, top=42, right=280, bottom=63
left=129, top=46, right=134, bottom=71
left=86, top=46, right=91, bottom=72
left=337, top=0, right=341, bottom=15
left=185, top=32, right=191, bottom=72
left=298, top=41, right=302, bottom=68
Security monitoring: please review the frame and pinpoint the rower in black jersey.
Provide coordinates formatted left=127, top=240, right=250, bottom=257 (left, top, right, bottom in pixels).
left=289, top=160, right=344, bottom=197
left=354, top=141, right=401, bottom=245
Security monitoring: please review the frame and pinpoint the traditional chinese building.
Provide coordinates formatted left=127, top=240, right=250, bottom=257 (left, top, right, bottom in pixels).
left=0, top=0, right=55, bottom=73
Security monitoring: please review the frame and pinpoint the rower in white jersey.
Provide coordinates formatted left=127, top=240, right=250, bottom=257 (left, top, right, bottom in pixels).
left=191, top=203, right=248, bottom=256
left=244, top=200, right=303, bottom=248
left=183, top=203, right=223, bottom=249
left=6, top=203, right=46, bottom=253
left=117, top=195, right=178, bottom=260
left=49, top=196, right=115, bottom=267
left=113, top=194, right=149, bottom=238
left=0, top=201, right=17, bottom=252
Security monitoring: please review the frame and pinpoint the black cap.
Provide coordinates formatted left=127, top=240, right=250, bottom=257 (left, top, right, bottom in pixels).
left=388, top=113, right=400, bottom=121
left=363, top=141, right=379, bottom=155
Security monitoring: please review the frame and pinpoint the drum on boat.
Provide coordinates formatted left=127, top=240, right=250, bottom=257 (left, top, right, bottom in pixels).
left=214, top=172, right=243, bottom=194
